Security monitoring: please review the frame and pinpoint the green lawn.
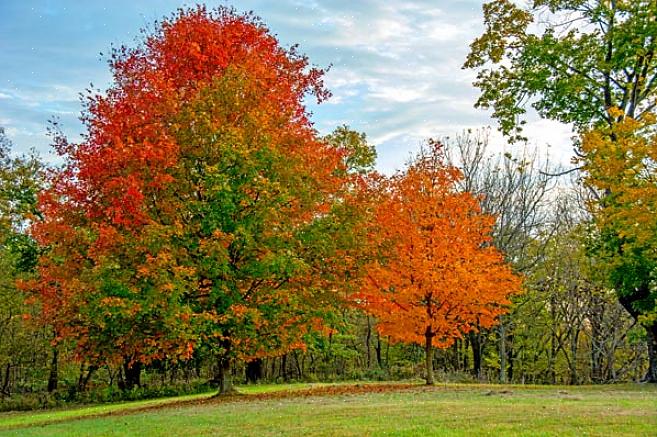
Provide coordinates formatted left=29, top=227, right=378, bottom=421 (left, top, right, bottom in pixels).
left=1, top=383, right=656, bottom=436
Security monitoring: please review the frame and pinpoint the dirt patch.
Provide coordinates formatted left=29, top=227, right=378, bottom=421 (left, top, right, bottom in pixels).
left=212, top=383, right=427, bottom=404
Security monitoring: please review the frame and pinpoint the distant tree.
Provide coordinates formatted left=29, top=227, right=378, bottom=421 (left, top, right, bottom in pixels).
left=356, top=142, right=522, bottom=385
left=444, top=129, right=556, bottom=381
left=324, top=125, right=377, bottom=175
left=465, top=0, right=657, bottom=382
left=0, top=127, right=49, bottom=395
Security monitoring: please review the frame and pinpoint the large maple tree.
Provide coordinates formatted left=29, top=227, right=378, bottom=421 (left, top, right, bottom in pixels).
left=30, top=6, right=363, bottom=393
left=356, top=142, right=522, bottom=384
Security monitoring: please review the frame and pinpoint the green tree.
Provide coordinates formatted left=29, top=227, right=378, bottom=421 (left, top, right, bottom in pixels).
left=465, top=0, right=657, bottom=382
left=464, top=0, right=657, bottom=141
left=324, top=125, right=377, bottom=175
left=0, top=127, right=49, bottom=395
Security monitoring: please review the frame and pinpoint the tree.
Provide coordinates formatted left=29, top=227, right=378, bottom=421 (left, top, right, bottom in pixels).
left=465, top=0, right=657, bottom=382
left=0, top=128, right=50, bottom=395
left=30, top=6, right=363, bottom=394
left=324, top=125, right=377, bottom=175
left=444, top=129, right=556, bottom=380
left=464, top=0, right=657, bottom=141
left=355, top=142, right=522, bottom=385
left=580, top=114, right=657, bottom=381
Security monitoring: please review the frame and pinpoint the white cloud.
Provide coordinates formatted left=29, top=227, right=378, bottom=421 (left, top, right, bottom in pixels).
left=1, top=0, right=574, bottom=171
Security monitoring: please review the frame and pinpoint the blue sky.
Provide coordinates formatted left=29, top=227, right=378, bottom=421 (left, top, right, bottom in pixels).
left=0, top=0, right=573, bottom=173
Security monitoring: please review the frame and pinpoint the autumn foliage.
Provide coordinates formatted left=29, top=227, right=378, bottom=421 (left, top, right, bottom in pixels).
left=28, top=6, right=359, bottom=392
left=580, top=112, right=657, bottom=375
left=25, top=6, right=521, bottom=393
left=355, top=142, right=521, bottom=384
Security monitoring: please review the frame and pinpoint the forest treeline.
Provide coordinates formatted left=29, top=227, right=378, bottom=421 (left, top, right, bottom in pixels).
left=1, top=1, right=656, bottom=409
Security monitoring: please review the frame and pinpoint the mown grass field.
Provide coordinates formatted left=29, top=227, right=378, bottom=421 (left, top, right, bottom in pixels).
left=1, top=382, right=656, bottom=436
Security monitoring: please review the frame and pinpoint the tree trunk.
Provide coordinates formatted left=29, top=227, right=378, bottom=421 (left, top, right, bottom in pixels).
left=281, top=354, right=289, bottom=381
left=77, top=364, right=97, bottom=393
left=1, top=363, right=11, bottom=396
left=122, top=359, right=142, bottom=391
left=589, top=296, right=605, bottom=383
left=218, top=357, right=235, bottom=394
left=646, top=324, right=657, bottom=383
left=499, top=321, right=507, bottom=383
left=47, top=348, right=58, bottom=393
left=293, top=351, right=303, bottom=380
left=618, top=286, right=657, bottom=383
left=375, top=333, right=383, bottom=368
left=469, top=331, right=482, bottom=379
left=385, top=336, right=390, bottom=368
left=366, top=316, right=372, bottom=369
left=507, top=333, right=515, bottom=382
left=425, top=330, right=435, bottom=385
left=569, top=328, right=579, bottom=385
left=246, top=359, right=263, bottom=383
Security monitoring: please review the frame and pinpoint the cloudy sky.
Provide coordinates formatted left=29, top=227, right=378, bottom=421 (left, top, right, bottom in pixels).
left=0, top=0, right=574, bottom=173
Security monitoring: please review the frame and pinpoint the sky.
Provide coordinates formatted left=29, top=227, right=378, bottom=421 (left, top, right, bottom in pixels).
left=0, top=0, right=574, bottom=173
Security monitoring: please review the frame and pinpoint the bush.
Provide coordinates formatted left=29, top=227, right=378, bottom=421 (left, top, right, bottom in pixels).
left=0, top=393, right=63, bottom=412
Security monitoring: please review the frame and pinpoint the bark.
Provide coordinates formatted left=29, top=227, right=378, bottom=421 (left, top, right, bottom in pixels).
left=246, top=359, right=263, bottom=383
left=469, top=331, right=482, bottom=379
left=293, top=351, right=303, bottom=380
left=1, top=363, right=11, bottom=396
left=499, top=321, right=507, bottom=383
left=646, top=324, right=657, bottom=383
left=366, top=316, right=372, bottom=369
left=122, top=360, right=142, bottom=391
left=569, top=328, right=580, bottom=385
left=507, top=333, right=515, bottom=382
left=218, top=357, right=235, bottom=394
left=375, top=333, right=383, bottom=368
left=618, top=285, right=657, bottom=383
left=589, top=299, right=605, bottom=383
left=77, top=364, right=97, bottom=393
left=281, top=354, right=288, bottom=381
left=425, top=330, right=435, bottom=385
left=47, top=348, right=58, bottom=393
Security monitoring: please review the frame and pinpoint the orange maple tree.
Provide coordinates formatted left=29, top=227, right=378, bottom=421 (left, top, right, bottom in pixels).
left=356, top=141, right=522, bottom=384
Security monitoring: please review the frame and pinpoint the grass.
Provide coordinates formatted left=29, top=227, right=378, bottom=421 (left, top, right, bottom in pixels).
left=1, top=382, right=656, bottom=436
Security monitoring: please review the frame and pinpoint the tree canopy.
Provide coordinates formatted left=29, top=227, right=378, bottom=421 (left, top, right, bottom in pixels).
left=28, top=6, right=365, bottom=393
left=355, top=142, right=521, bottom=385
left=464, top=0, right=657, bottom=141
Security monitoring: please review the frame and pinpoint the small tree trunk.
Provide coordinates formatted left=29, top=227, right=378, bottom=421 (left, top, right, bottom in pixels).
left=385, top=336, right=390, bottom=367
left=293, top=351, right=303, bottom=380
left=569, top=328, right=580, bottom=385
left=645, top=324, right=657, bottom=383
left=122, top=359, right=142, bottom=391
left=375, top=333, right=383, bottom=368
left=589, top=296, right=605, bottom=383
left=281, top=354, right=289, bottom=381
left=1, top=363, right=11, bottom=396
left=77, top=364, right=97, bottom=393
left=425, top=330, right=435, bottom=385
left=507, top=333, right=515, bottom=382
left=47, top=348, right=58, bottom=393
left=366, top=316, right=372, bottom=369
left=246, top=359, right=263, bottom=383
left=499, top=320, right=507, bottom=383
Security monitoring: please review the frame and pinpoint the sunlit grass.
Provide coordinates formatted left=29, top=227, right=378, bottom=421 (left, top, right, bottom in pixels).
left=1, top=383, right=656, bottom=436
